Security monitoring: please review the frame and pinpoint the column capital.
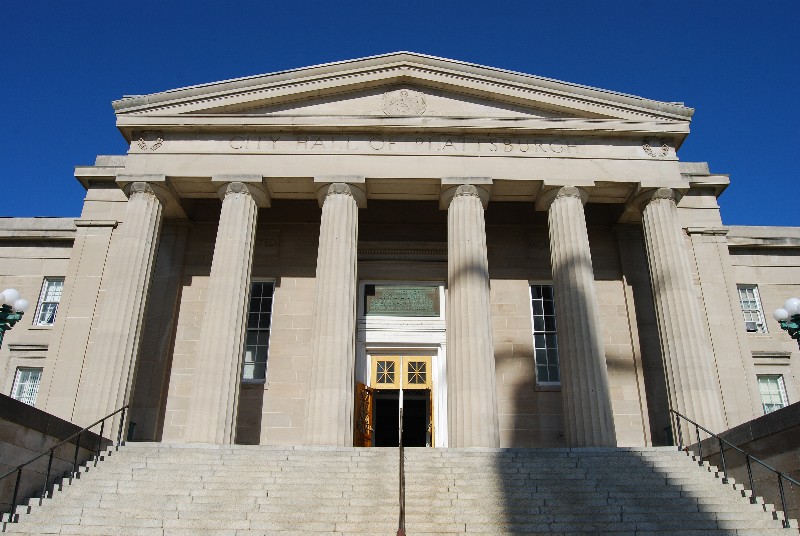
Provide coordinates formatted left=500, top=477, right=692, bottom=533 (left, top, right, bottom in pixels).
left=215, top=180, right=270, bottom=208
left=632, top=187, right=684, bottom=213
left=537, top=185, right=588, bottom=211
left=117, top=174, right=185, bottom=218
left=314, top=176, right=366, bottom=208
left=440, top=177, right=492, bottom=209
left=212, top=175, right=270, bottom=207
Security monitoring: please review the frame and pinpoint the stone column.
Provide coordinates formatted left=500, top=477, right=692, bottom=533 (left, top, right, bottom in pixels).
left=72, top=181, right=167, bottom=434
left=544, top=186, right=616, bottom=447
left=640, top=188, right=725, bottom=432
left=305, top=181, right=362, bottom=446
left=186, top=180, right=268, bottom=444
left=444, top=183, right=500, bottom=448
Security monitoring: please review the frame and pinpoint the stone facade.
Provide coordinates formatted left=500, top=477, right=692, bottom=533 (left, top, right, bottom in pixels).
left=1, top=53, right=798, bottom=449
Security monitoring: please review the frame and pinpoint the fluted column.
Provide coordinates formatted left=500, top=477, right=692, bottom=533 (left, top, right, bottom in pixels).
left=306, top=182, right=360, bottom=446
left=73, top=181, right=166, bottom=434
left=186, top=181, right=266, bottom=444
left=640, top=188, right=725, bottom=432
left=545, top=186, right=616, bottom=447
left=445, top=183, right=500, bottom=448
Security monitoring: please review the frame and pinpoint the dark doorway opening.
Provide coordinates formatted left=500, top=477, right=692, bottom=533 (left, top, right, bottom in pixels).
left=373, top=389, right=430, bottom=447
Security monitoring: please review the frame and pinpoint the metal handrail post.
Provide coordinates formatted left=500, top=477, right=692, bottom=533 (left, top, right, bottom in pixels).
left=745, top=454, right=756, bottom=504
left=718, top=437, right=728, bottom=483
left=696, top=425, right=703, bottom=463
left=70, top=432, right=81, bottom=484
left=675, top=413, right=684, bottom=449
left=39, top=449, right=55, bottom=505
left=9, top=468, right=22, bottom=521
left=116, top=407, right=127, bottom=450
left=777, top=473, right=789, bottom=528
left=95, top=421, right=105, bottom=467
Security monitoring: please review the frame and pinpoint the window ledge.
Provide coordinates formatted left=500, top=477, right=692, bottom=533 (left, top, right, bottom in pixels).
left=535, top=383, right=561, bottom=392
left=241, top=379, right=266, bottom=387
left=28, top=325, right=55, bottom=331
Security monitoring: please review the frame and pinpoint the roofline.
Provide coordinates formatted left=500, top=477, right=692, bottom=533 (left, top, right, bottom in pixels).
left=112, top=52, right=694, bottom=119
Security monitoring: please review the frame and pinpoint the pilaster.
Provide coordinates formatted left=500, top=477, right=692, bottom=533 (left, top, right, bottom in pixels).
left=305, top=181, right=362, bottom=446
left=185, top=180, right=266, bottom=444
left=445, top=182, right=500, bottom=448
left=544, top=186, right=616, bottom=447
left=639, top=188, right=726, bottom=432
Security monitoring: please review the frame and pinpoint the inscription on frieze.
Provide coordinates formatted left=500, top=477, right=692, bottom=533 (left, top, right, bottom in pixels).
left=226, top=134, right=579, bottom=156
left=364, top=285, right=440, bottom=317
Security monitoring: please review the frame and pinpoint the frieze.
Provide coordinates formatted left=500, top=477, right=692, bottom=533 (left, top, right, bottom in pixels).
left=128, top=132, right=678, bottom=160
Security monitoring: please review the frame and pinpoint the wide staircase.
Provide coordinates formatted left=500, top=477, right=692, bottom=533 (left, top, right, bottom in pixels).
left=3, top=443, right=796, bottom=535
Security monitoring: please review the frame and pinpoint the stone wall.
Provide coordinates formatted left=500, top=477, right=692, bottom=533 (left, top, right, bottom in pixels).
left=698, top=402, right=800, bottom=522
left=0, top=394, right=109, bottom=514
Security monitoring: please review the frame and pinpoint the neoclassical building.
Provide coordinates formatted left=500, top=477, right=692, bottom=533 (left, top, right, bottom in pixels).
left=2, top=53, right=798, bottom=448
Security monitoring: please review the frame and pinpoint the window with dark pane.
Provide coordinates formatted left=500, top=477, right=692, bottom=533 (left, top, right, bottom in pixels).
left=407, top=361, right=426, bottom=384
left=530, top=284, right=560, bottom=383
left=243, top=281, right=275, bottom=381
left=377, top=361, right=395, bottom=384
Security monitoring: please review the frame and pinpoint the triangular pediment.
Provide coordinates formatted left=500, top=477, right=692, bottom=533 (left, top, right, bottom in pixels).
left=114, top=53, right=692, bottom=120
left=228, top=84, right=582, bottom=119
left=113, top=53, right=692, bottom=145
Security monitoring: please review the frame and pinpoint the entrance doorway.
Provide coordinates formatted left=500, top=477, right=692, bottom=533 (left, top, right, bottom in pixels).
left=354, top=355, right=433, bottom=447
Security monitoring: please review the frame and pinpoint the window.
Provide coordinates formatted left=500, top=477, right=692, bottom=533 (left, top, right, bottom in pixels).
left=34, top=278, right=64, bottom=326
left=738, top=285, right=767, bottom=333
left=243, top=281, right=274, bottom=381
left=10, top=367, right=42, bottom=405
left=530, top=284, right=559, bottom=384
left=757, top=375, right=788, bottom=414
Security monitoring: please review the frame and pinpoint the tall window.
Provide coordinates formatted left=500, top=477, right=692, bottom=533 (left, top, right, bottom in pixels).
left=34, top=278, right=64, bottom=326
left=737, top=285, right=767, bottom=333
left=757, top=375, right=788, bottom=414
left=243, top=281, right=274, bottom=381
left=530, top=284, right=559, bottom=384
left=10, top=367, right=42, bottom=405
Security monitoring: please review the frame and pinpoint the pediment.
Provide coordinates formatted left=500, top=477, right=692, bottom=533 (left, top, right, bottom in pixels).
left=226, top=84, right=582, bottom=119
left=114, top=53, right=692, bottom=123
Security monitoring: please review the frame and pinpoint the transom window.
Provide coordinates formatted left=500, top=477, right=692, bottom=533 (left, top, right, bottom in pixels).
left=376, top=361, right=396, bottom=385
left=738, top=285, right=767, bottom=333
left=243, top=281, right=274, bottom=381
left=34, top=278, right=64, bottom=326
left=11, top=367, right=42, bottom=406
left=407, top=361, right=427, bottom=385
left=531, top=284, right=559, bottom=384
left=757, top=375, right=788, bottom=414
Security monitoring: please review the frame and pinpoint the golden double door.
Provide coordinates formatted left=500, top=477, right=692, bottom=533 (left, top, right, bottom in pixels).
left=354, top=356, right=433, bottom=447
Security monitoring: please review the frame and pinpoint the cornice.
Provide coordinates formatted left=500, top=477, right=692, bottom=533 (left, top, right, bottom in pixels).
left=112, top=53, right=693, bottom=122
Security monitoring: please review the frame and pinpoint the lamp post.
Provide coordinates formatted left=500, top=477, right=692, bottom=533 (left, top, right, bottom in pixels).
left=773, top=297, right=800, bottom=350
left=0, top=289, right=29, bottom=350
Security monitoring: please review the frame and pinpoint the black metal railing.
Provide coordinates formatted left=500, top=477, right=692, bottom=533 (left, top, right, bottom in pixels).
left=671, top=409, right=799, bottom=529
left=0, top=404, right=128, bottom=523
left=397, top=407, right=406, bottom=536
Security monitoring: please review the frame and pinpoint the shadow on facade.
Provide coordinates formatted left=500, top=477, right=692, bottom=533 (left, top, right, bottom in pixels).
left=489, top=448, right=741, bottom=534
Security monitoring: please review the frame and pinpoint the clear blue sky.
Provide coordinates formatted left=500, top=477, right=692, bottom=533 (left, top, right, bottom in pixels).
left=4, top=1, right=799, bottom=226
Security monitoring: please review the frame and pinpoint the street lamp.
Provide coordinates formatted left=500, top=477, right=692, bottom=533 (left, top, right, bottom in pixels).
left=0, top=289, right=29, bottom=350
left=773, top=297, right=800, bottom=349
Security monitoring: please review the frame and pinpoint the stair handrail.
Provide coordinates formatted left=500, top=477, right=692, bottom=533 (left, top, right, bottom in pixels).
left=397, top=406, right=406, bottom=536
left=671, top=408, right=799, bottom=528
left=0, top=404, right=129, bottom=521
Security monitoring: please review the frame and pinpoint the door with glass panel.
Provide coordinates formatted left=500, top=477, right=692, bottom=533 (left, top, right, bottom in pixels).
left=354, top=355, right=433, bottom=447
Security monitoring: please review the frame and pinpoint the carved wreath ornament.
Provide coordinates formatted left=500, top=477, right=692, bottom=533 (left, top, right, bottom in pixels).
left=382, top=89, right=427, bottom=116
left=136, top=130, right=164, bottom=151
left=643, top=138, right=670, bottom=158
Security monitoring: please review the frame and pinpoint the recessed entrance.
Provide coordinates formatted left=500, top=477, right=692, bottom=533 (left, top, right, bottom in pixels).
left=373, top=389, right=431, bottom=447
left=354, top=355, right=434, bottom=447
